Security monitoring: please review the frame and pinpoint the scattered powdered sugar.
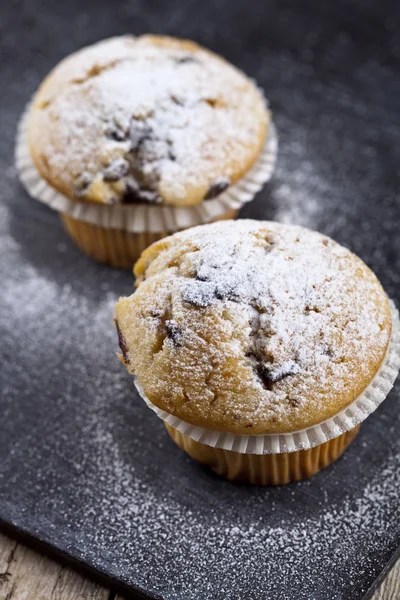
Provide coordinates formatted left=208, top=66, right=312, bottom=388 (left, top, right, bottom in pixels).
left=56, top=405, right=400, bottom=600
left=1, top=186, right=399, bottom=600
left=29, top=36, right=267, bottom=205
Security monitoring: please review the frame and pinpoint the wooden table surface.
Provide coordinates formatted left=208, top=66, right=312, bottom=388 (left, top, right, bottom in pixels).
left=0, top=532, right=398, bottom=600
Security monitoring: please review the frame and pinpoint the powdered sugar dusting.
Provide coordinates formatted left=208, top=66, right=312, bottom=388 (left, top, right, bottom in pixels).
left=179, top=221, right=386, bottom=368
left=124, top=220, right=391, bottom=433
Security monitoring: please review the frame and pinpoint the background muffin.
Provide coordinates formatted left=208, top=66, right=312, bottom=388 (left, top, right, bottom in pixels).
left=20, top=36, right=275, bottom=267
left=114, top=220, right=396, bottom=484
left=29, top=35, right=269, bottom=207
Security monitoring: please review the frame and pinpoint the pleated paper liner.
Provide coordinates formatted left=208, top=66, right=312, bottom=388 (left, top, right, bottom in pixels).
left=59, top=206, right=240, bottom=269
left=164, top=423, right=360, bottom=484
left=16, top=103, right=277, bottom=233
left=135, top=300, right=400, bottom=459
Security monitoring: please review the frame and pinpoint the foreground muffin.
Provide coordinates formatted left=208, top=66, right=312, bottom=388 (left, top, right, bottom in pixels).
left=114, top=220, right=395, bottom=484
left=21, top=36, right=273, bottom=268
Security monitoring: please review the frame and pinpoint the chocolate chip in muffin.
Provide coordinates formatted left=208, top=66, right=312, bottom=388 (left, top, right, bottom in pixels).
left=105, top=125, right=128, bottom=142
left=166, top=139, right=177, bottom=162
left=204, top=177, right=231, bottom=200
left=214, top=285, right=239, bottom=303
left=123, top=177, right=141, bottom=202
left=129, top=120, right=153, bottom=151
left=165, top=320, right=183, bottom=347
left=170, top=94, right=185, bottom=106
left=138, top=190, right=162, bottom=204
left=74, top=172, right=92, bottom=196
left=258, top=360, right=301, bottom=390
left=246, top=351, right=300, bottom=391
left=184, top=275, right=243, bottom=307
left=246, top=352, right=274, bottom=391
left=288, top=397, right=300, bottom=408
left=123, top=178, right=161, bottom=204
left=195, top=272, right=210, bottom=282
left=322, top=346, right=334, bottom=358
left=115, top=320, right=130, bottom=364
left=175, top=55, right=199, bottom=64
left=256, top=365, right=276, bottom=391
left=103, top=158, right=130, bottom=182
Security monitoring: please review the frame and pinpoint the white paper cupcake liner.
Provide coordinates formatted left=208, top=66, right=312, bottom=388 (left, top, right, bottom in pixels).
left=15, top=102, right=278, bottom=234
left=134, top=300, right=400, bottom=454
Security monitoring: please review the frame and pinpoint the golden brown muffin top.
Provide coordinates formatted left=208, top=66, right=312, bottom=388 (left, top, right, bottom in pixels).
left=28, top=35, right=269, bottom=207
left=115, top=220, right=392, bottom=434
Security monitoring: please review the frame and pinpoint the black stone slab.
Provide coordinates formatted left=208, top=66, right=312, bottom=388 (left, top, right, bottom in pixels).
left=0, top=1, right=399, bottom=599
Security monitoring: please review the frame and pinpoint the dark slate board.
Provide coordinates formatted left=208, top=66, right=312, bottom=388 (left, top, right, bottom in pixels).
left=1, top=1, right=400, bottom=599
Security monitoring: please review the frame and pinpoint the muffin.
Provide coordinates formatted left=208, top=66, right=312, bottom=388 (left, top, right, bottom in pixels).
left=18, top=36, right=275, bottom=268
left=114, top=220, right=398, bottom=484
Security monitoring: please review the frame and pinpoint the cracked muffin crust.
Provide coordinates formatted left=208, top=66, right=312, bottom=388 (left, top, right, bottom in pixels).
left=114, top=220, right=392, bottom=434
left=28, top=35, right=269, bottom=207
